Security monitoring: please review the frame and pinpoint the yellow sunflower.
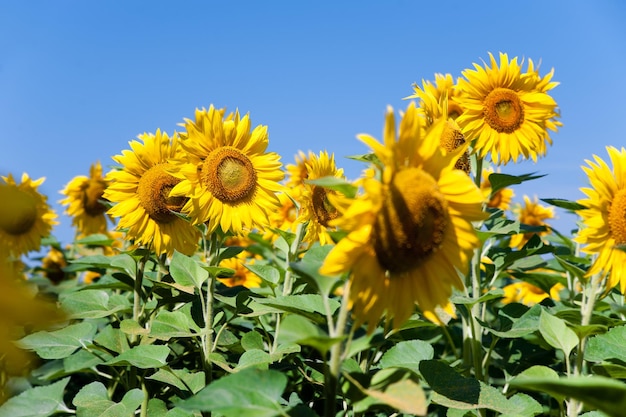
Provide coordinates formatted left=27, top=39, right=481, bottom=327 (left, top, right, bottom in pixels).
left=168, top=106, right=284, bottom=236
left=510, top=195, right=554, bottom=249
left=501, top=280, right=564, bottom=306
left=407, top=73, right=464, bottom=123
left=320, top=103, right=486, bottom=332
left=456, top=52, right=560, bottom=165
left=575, top=146, right=626, bottom=293
left=286, top=150, right=313, bottom=189
left=60, top=161, right=113, bottom=237
left=480, top=168, right=515, bottom=210
left=103, top=130, right=201, bottom=256
left=0, top=173, right=58, bottom=257
left=264, top=191, right=300, bottom=242
left=40, top=247, right=68, bottom=284
left=218, top=254, right=261, bottom=288
left=297, top=151, right=346, bottom=245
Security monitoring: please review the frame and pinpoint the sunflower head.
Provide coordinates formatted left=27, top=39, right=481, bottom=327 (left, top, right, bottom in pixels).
left=104, top=129, right=200, bottom=256
left=286, top=150, right=314, bottom=189
left=574, top=146, right=626, bottom=293
left=456, top=52, right=560, bottom=165
left=407, top=73, right=464, bottom=124
left=0, top=174, right=58, bottom=257
left=510, top=195, right=554, bottom=249
left=321, top=103, right=486, bottom=332
left=218, top=254, right=262, bottom=288
left=60, top=161, right=113, bottom=237
left=169, top=106, right=285, bottom=236
left=40, top=247, right=69, bottom=284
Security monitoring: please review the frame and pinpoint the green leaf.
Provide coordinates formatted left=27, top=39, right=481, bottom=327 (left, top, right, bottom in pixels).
left=488, top=304, right=542, bottom=338
left=586, top=325, right=626, bottom=363
left=512, top=365, right=564, bottom=403
left=510, top=375, right=626, bottom=417
left=63, top=349, right=110, bottom=373
left=109, top=254, right=137, bottom=278
left=67, top=254, right=114, bottom=270
left=306, top=176, right=358, bottom=198
left=451, top=289, right=505, bottom=307
left=147, top=369, right=206, bottom=394
left=170, top=251, right=209, bottom=289
left=379, top=340, right=434, bottom=373
left=241, top=331, right=265, bottom=351
left=176, top=368, right=288, bottom=417
left=540, top=198, right=587, bottom=211
left=150, top=308, right=201, bottom=340
left=237, top=349, right=272, bottom=370
left=0, top=377, right=71, bottom=417
left=592, top=362, right=626, bottom=379
left=289, top=244, right=340, bottom=296
left=539, top=309, right=578, bottom=357
left=17, top=322, right=97, bottom=359
left=60, top=290, right=131, bottom=319
left=488, top=172, right=545, bottom=195
left=276, top=314, right=342, bottom=355
left=244, top=263, right=281, bottom=286
left=119, top=319, right=150, bottom=337
left=93, top=325, right=131, bottom=354
left=105, top=345, right=170, bottom=368
left=73, top=382, right=143, bottom=417
left=75, top=233, right=115, bottom=246
left=254, top=294, right=339, bottom=318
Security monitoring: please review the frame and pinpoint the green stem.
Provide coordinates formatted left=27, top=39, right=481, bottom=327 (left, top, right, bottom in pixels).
left=131, top=253, right=147, bottom=346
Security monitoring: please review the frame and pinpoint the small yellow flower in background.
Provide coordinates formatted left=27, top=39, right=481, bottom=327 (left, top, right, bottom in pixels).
left=218, top=254, right=261, bottom=288
left=480, top=168, right=515, bottom=211
left=169, top=106, right=284, bottom=236
left=104, top=130, right=201, bottom=256
left=510, top=195, right=554, bottom=249
left=60, top=161, right=113, bottom=237
left=0, top=173, right=58, bottom=257
left=81, top=270, right=102, bottom=285
left=321, top=103, right=487, bottom=332
left=297, top=151, right=346, bottom=245
left=501, top=280, right=564, bottom=306
left=456, top=52, right=560, bottom=165
left=575, top=146, right=626, bottom=293
left=264, top=191, right=300, bottom=242
left=40, top=247, right=68, bottom=284
left=285, top=150, right=312, bottom=189
left=407, top=73, right=464, bottom=124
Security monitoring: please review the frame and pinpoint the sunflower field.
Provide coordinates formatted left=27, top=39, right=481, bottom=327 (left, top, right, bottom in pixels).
left=2, top=52, right=626, bottom=417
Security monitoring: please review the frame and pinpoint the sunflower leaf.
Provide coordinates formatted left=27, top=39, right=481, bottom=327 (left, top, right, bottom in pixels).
left=169, top=250, right=209, bottom=289
left=488, top=172, right=545, bottom=195
left=0, top=377, right=71, bottom=417
left=540, top=198, right=587, bottom=211
left=585, top=325, right=626, bottom=363
left=17, top=322, right=97, bottom=359
left=306, top=176, right=358, bottom=198
left=538, top=310, right=578, bottom=357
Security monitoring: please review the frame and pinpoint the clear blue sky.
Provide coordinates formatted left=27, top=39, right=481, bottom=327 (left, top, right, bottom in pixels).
left=1, top=1, right=625, bottom=246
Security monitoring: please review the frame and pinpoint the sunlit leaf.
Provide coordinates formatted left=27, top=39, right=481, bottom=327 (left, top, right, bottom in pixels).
left=0, top=377, right=71, bottom=417
left=17, top=322, right=97, bottom=359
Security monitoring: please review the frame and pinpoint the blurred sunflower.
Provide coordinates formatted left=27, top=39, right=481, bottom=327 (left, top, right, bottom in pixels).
left=456, top=52, right=560, bottom=165
left=407, top=73, right=464, bottom=123
left=169, top=106, right=284, bottom=236
left=501, top=280, right=564, bottom=306
left=264, top=191, right=300, bottom=242
left=218, top=254, right=261, bottom=288
left=320, top=103, right=486, bottom=332
left=286, top=150, right=313, bottom=189
left=510, top=195, right=554, bottom=249
left=298, top=151, right=346, bottom=245
left=104, top=130, right=201, bottom=256
left=40, top=246, right=68, bottom=284
left=480, top=168, right=515, bottom=211
left=575, top=146, right=626, bottom=293
left=0, top=173, right=58, bottom=257
left=60, top=161, right=113, bottom=237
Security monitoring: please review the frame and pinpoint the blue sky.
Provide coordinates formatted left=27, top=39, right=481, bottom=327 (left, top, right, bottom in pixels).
left=1, top=1, right=625, bottom=246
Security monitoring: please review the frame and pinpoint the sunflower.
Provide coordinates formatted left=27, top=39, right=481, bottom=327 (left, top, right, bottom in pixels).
left=574, top=146, right=626, bottom=293
left=480, top=168, right=515, bottom=211
left=103, top=130, right=201, bottom=256
left=286, top=150, right=313, bottom=189
left=501, top=280, right=564, bottom=306
left=456, top=52, right=560, bottom=165
left=218, top=254, right=262, bottom=288
left=320, top=103, right=486, bottom=331
left=60, top=161, right=113, bottom=237
left=407, top=73, right=464, bottom=124
left=40, top=247, right=68, bottom=284
left=168, top=106, right=284, bottom=236
left=264, top=191, right=300, bottom=242
left=297, top=151, right=346, bottom=245
left=0, top=173, right=58, bottom=257
left=509, top=195, right=554, bottom=249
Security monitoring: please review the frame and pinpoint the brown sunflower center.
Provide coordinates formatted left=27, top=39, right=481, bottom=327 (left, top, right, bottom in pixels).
left=202, top=147, right=257, bottom=203
left=312, top=186, right=338, bottom=227
left=137, top=164, right=186, bottom=224
left=0, top=187, right=38, bottom=235
left=440, top=120, right=470, bottom=174
left=483, top=88, right=525, bottom=133
left=82, top=179, right=108, bottom=216
left=608, top=189, right=626, bottom=245
left=372, top=168, right=449, bottom=274
left=448, top=101, right=463, bottom=120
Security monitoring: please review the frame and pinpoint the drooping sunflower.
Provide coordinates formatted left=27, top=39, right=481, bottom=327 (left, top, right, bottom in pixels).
left=60, top=161, right=113, bottom=237
left=297, top=151, right=346, bottom=245
left=480, top=168, right=515, bottom=211
left=0, top=173, right=58, bottom=257
left=320, top=103, right=486, bottom=331
left=168, top=106, right=284, bottom=236
left=103, top=130, right=201, bottom=256
left=574, top=146, right=626, bottom=293
left=456, top=52, right=560, bottom=165
left=407, top=73, right=464, bottom=123
left=509, top=195, right=554, bottom=249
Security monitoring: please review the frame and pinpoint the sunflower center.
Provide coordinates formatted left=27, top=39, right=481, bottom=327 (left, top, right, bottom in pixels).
left=312, top=186, right=338, bottom=227
left=372, top=168, right=449, bottom=274
left=608, top=189, right=626, bottom=245
left=137, top=164, right=186, bottom=224
left=202, top=147, right=257, bottom=203
left=0, top=187, right=38, bottom=235
left=440, top=120, right=470, bottom=174
left=483, top=88, right=525, bottom=133
left=82, top=179, right=108, bottom=216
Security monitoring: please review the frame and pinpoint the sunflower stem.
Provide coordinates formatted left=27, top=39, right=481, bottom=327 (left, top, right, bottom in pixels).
left=131, top=252, right=147, bottom=346
left=201, top=232, right=221, bottom=387
left=325, top=279, right=351, bottom=417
